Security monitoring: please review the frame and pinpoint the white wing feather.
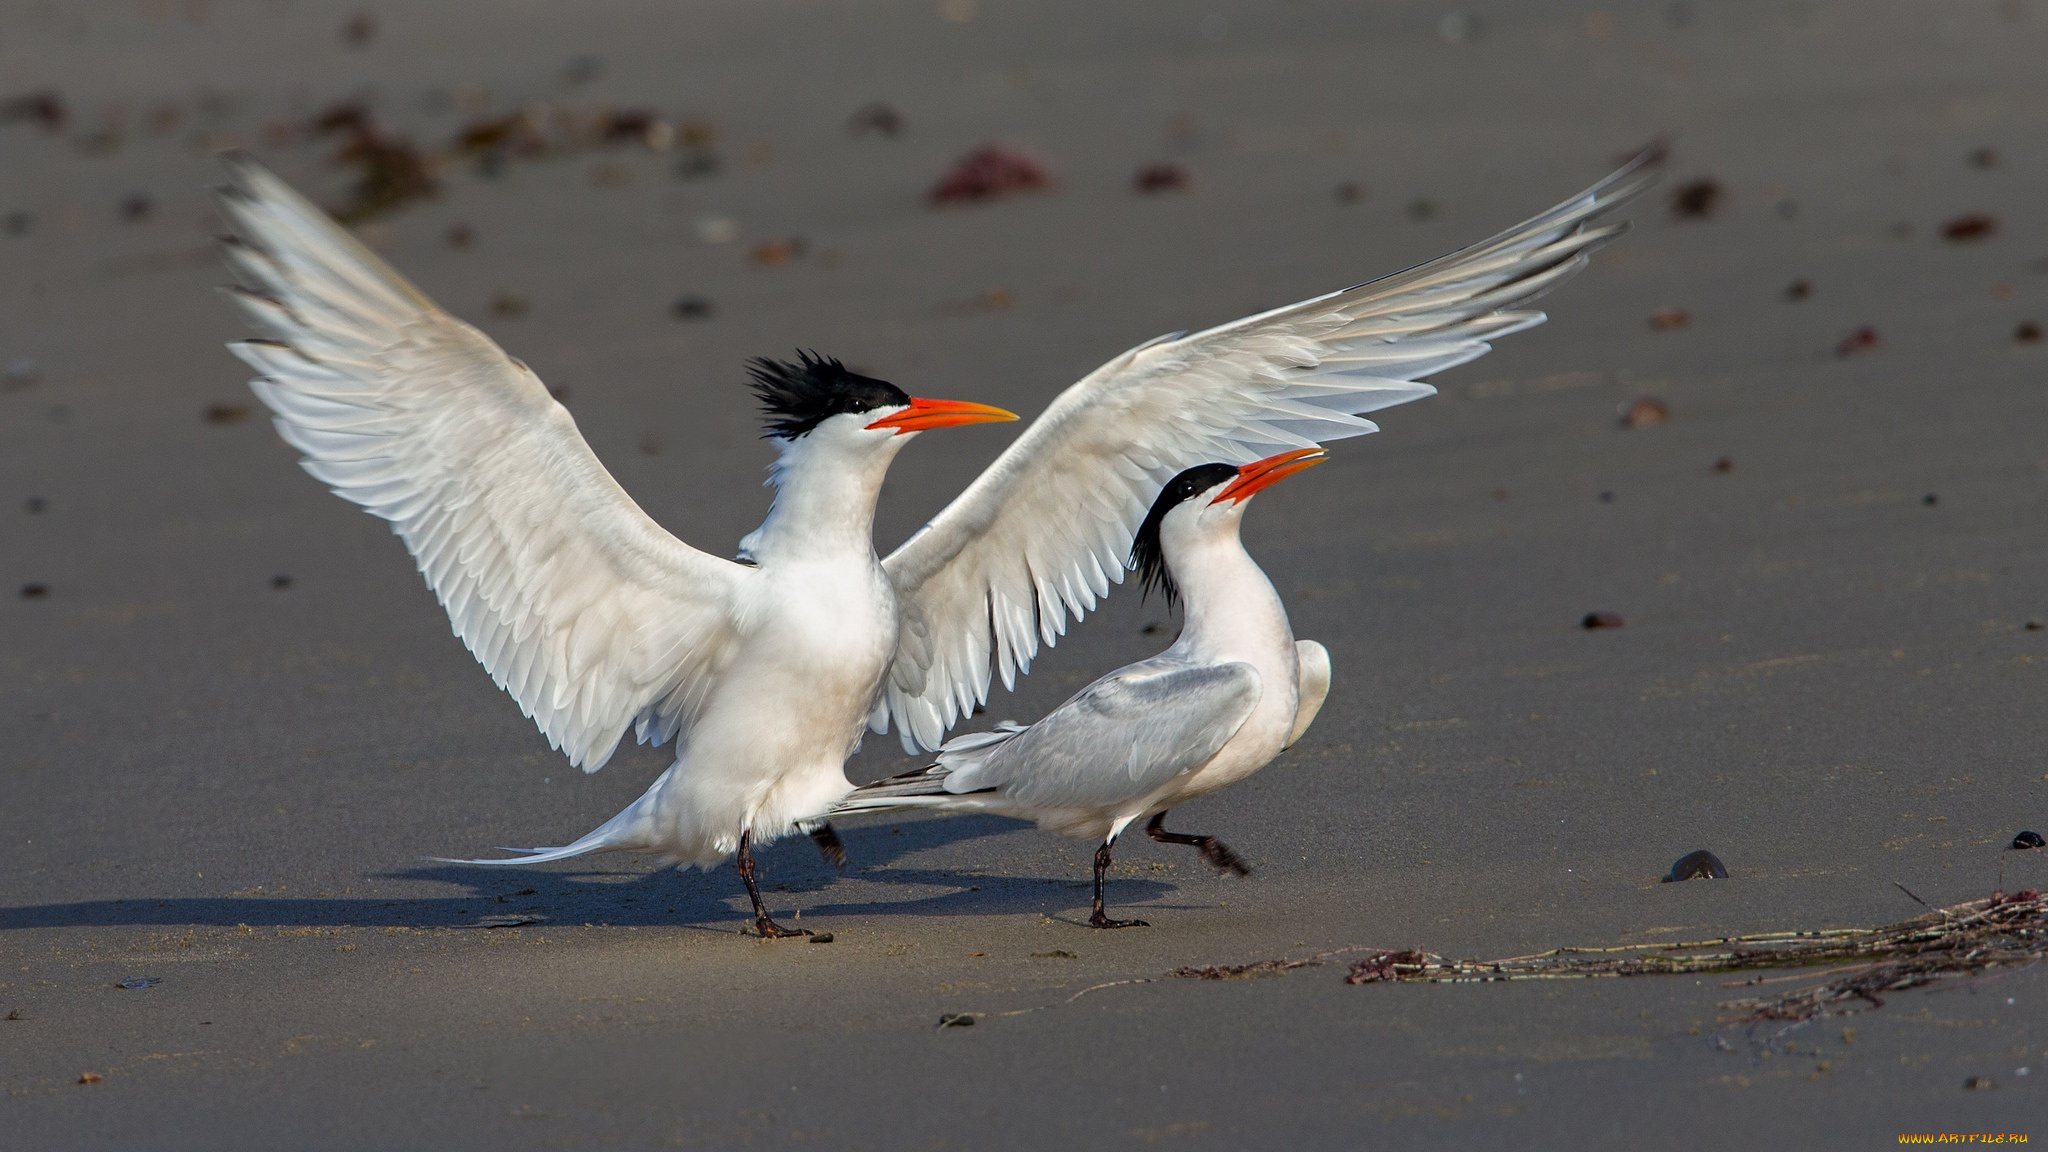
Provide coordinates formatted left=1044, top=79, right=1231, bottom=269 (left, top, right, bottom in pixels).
left=217, top=154, right=750, bottom=772
left=879, top=159, right=1652, bottom=751
left=946, top=661, right=1263, bottom=811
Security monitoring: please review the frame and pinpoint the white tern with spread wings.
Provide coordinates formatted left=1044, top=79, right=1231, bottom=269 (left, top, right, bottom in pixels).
left=217, top=153, right=1645, bottom=935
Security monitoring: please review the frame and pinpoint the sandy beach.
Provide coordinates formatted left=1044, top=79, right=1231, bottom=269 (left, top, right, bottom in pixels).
left=3, top=1, right=2046, bottom=1146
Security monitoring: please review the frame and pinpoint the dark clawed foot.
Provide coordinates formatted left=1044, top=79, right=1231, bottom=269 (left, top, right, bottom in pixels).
left=807, top=821, right=847, bottom=871
left=1201, top=840, right=1252, bottom=877
left=754, top=917, right=812, bottom=939
left=736, top=828, right=810, bottom=939
left=1089, top=840, right=1148, bottom=929
left=1147, top=814, right=1252, bottom=876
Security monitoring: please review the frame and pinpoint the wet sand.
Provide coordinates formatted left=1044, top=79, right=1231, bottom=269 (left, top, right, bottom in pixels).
left=3, top=1, right=2047, bottom=1146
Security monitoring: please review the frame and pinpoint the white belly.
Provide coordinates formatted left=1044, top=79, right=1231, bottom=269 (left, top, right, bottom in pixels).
left=587, top=556, right=900, bottom=867
left=1165, top=665, right=1297, bottom=801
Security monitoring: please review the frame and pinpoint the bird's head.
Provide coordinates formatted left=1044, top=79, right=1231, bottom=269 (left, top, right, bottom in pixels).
left=1130, top=448, right=1327, bottom=607
left=747, top=352, right=1014, bottom=456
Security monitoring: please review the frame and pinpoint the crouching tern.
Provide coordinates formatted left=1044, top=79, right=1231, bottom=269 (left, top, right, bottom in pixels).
left=834, top=449, right=1336, bottom=927
left=215, top=151, right=1644, bottom=938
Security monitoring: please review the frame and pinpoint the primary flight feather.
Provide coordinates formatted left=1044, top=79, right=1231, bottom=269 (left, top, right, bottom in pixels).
left=876, top=156, right=1650, bottom=752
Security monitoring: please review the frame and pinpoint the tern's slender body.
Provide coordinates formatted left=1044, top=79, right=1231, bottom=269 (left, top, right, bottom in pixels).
left=219, top=151, right=1644, bottom=938
left=568, top=421, right=910, bottom=871
left=834, top=451, right=1334, bottom=926
left=218, top=158, right=1016, bottom=935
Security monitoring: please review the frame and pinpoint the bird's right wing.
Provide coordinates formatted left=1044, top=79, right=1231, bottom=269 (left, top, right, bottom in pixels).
left=952, top=661, right=1263, bottom=811
left=880, top=158, right=1652, bottom=752
left=218, top=155, right=750, bottom=772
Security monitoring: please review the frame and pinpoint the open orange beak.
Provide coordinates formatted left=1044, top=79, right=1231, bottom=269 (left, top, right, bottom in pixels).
left=865, top=397, right=1019, bottom=435
left=1211, top=447, right=1328, bottom=505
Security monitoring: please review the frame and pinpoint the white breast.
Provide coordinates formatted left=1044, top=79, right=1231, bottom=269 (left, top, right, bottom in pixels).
left=1155, top=551, right=1300, bottom=801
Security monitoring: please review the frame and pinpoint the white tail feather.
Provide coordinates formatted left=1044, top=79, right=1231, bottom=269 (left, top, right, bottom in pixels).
left=827, top=791, right=975, bottom=816
left=433, top=807, right=642, bottom=866
left=829, top=722, right=1028, bottom=817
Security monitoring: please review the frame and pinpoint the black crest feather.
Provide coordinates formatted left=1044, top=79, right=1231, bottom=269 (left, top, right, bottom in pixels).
left=746, top=351, right=909, bottom=440
left=1130, top=463, right=1240, bottom=609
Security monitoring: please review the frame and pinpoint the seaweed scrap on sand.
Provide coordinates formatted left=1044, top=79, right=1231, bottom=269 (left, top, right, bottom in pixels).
left=1338, top=889, right=2046, bottom=1023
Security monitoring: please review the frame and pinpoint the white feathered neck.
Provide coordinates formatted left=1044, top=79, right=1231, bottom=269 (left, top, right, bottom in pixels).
left=738, top=413, right=911, bottom=565
left=1156, top=495, right=1289, bottom=662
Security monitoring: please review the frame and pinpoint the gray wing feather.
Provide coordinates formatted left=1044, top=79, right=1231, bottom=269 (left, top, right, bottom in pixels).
left=952, top=662, right=1262, bottom=811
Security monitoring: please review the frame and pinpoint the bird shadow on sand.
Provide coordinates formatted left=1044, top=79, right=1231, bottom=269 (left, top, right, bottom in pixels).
left=0, top=814, right=1183, bottom=934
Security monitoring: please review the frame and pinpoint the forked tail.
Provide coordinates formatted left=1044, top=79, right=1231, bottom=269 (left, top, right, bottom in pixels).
left=829, top=764, right=961, bottom=815
left=830, top=723, right=1020, bottom=816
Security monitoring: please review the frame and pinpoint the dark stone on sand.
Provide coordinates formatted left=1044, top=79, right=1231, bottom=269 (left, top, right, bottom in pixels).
left=1662, top=850, right=1728, bottom=882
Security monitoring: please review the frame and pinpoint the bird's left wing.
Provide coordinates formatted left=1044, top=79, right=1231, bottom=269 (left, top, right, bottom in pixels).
left=880, top=158, right=1652, bottom=751
left=217, top=155, right=751, bottom=773
left=952, top=660, right=1263, bottom=811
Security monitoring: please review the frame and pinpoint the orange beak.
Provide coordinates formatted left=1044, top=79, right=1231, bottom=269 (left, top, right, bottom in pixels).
left=1211, top=447, right=1328, bottom=505
left=865, top=397, right=1019, bottom=435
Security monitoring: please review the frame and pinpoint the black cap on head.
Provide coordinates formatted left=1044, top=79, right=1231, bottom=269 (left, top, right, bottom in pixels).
left=747, top=351, right=910, bottom=440
left=1129, top=463, right=1240, bottom=609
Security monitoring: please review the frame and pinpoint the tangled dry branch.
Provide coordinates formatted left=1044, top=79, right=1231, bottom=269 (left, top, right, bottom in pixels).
left=1336, top=889, right=2046, bottom=1023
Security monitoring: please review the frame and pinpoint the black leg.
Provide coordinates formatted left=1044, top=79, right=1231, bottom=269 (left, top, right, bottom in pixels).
left=805, top=820, right=847, bottom=871
left=736, top=829, right=809, bottom=938
left=1146, top=811, right=1251, bottom=876
left=1089, top=840, right=1149, bottom=929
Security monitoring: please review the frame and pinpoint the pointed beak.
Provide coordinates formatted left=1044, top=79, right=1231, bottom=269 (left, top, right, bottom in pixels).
left=1211, top=447, right=1328, bottom=505
left=865, top=397, right=1019, bottom=435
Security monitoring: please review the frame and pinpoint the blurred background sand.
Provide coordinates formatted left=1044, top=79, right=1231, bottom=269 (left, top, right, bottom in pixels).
left=2, top=1, right=2046, bottom=1147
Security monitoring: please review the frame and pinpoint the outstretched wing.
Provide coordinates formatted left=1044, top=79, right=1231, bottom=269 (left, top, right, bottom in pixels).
left=218, top=154, right=750, bottom=772
left=878, top=158, right=1652, bottom=751
left=948, top=660, right=1263, bottom=812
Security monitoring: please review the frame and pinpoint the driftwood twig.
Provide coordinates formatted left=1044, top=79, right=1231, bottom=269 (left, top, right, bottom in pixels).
left=1337, top=889, right=2046, bottom=1023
